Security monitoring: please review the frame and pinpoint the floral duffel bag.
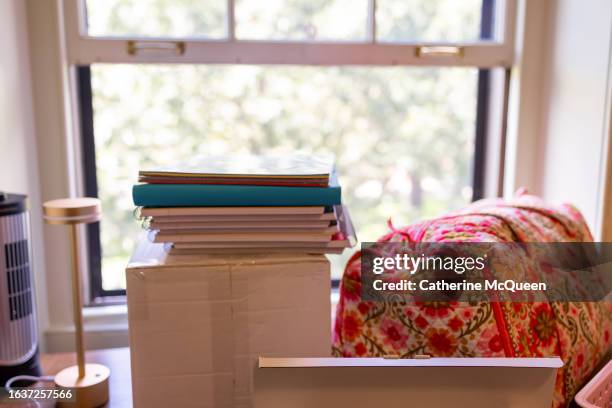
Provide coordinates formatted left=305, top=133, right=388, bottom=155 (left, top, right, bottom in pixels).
left=332, top=193, right=612, bottom=407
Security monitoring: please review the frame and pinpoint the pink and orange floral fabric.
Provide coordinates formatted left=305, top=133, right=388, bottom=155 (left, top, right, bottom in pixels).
left=333, top=194, right=611, bottom=407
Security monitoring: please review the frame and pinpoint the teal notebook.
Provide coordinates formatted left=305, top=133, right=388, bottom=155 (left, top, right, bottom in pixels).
left=132, top=179, right=341, bottom=207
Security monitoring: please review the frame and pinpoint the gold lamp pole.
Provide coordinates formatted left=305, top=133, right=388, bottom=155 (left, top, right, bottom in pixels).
left=43, top=198, right=109, bottom=408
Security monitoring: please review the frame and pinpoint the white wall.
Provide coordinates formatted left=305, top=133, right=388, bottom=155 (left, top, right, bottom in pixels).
left=539, top=0, right=612, bottom=234
left=24, top=0, right=130, bottom=352
left=0, top=0, right=49, bottom=348
left=0, top=0, right=109, bottom=353
left=25, top=0, right=107, bottom=351
left=506, top=0, right=612, bottom=237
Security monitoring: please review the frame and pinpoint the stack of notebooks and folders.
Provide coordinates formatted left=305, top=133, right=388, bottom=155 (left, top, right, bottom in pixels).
left=133, top=154, right=356, bottom=255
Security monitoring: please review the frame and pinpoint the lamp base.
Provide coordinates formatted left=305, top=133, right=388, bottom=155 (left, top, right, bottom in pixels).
left=55, top=363, right=110, bottom=408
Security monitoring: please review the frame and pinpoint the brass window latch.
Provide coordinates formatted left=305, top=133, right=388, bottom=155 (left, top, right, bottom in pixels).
left=126, top=40, right=186, bottom=56
left=415, top=45, right=464, bottom=58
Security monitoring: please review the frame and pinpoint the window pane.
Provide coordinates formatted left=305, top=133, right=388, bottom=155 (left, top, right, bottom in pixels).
left=91, top=65, right=477, bottom=289
left=235, top=0, right=368, bottom=41
left=84, top=0, right=227, bottom=38
left=376, top=0, right=489, bottom=42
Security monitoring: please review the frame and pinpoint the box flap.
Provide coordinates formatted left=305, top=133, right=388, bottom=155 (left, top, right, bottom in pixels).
left=127, top=235, right=328, bottom=269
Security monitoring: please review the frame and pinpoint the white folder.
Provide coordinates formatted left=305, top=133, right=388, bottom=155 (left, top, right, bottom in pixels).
left=254, top=356, right=563, bottom=408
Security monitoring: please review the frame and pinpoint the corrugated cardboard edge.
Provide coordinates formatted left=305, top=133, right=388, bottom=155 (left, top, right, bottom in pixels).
left=126, top=237, right=329, bottom=270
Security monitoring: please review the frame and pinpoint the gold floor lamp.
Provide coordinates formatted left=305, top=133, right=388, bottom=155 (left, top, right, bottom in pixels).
left=43, top=198, right=109, bottom=408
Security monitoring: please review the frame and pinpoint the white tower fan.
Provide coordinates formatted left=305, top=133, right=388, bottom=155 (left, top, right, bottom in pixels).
left=0, top=192, right=40, bottom=386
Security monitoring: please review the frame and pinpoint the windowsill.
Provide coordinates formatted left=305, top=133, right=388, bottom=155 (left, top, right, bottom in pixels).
left=44, top=304, right=130, bottom=352
left=82, top=287, right=339, bottom=326
left=45, top=289, right=339, bottom=352
left=83, top=303, right=128, bottom=328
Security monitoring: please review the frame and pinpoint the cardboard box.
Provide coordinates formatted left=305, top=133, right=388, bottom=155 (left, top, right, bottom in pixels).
left=126, top=240, right=331, bottom=408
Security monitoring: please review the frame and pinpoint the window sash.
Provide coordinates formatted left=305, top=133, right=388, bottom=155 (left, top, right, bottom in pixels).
left=62, top=0, right=511, bottom=300
left=61, top=0, right=517, bottom=67
left=80, top=65, right=496, bottom=300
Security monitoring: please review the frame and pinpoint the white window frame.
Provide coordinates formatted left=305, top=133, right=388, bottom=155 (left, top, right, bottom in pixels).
left=62, top=0, right=517, bottom=67
left=58, top=0, right=517, bottom=305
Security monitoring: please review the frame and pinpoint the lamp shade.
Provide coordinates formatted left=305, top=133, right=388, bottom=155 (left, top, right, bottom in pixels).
left=42, top=198, right=101, bottom=225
